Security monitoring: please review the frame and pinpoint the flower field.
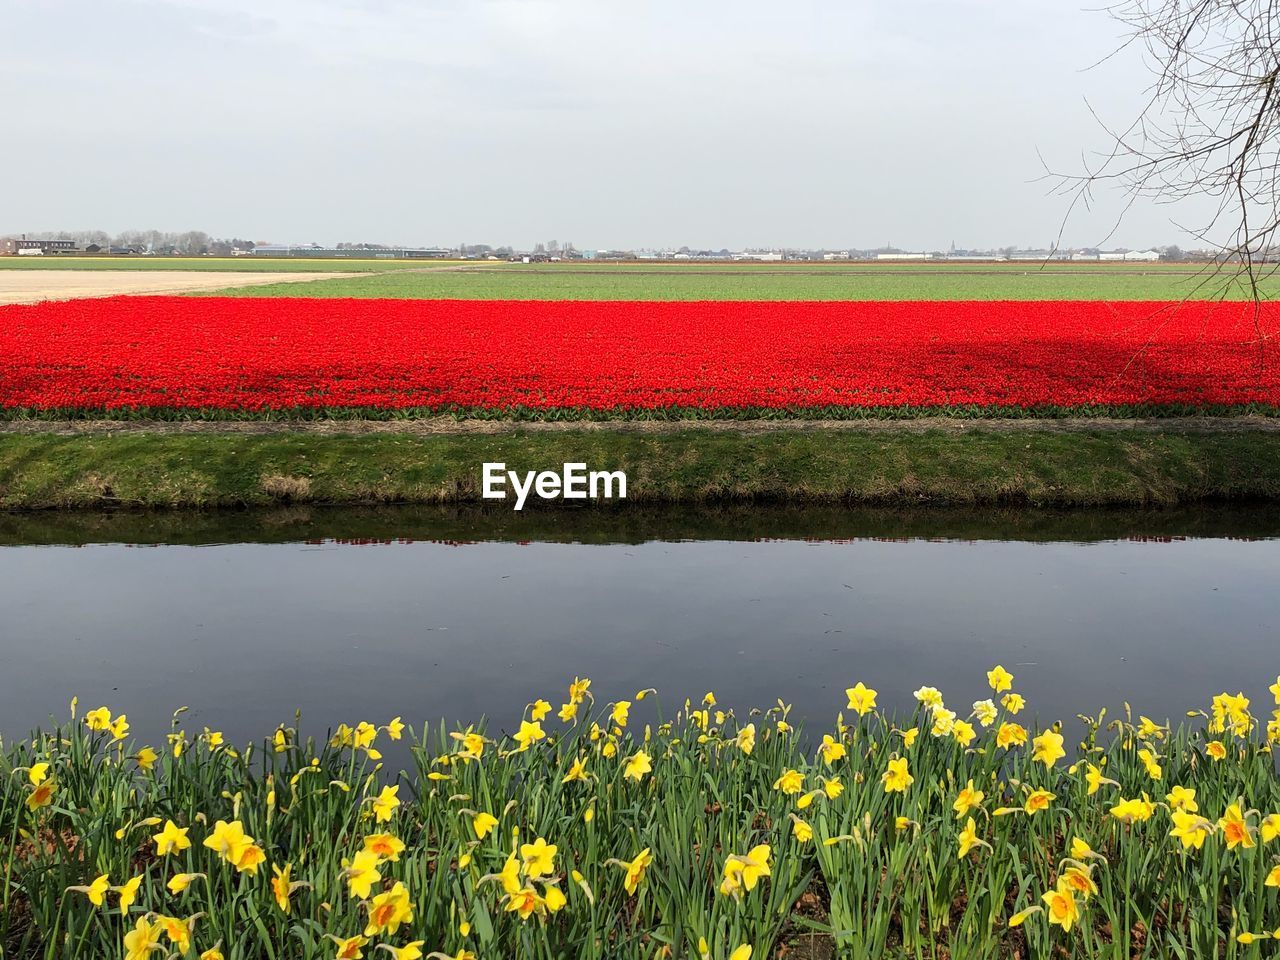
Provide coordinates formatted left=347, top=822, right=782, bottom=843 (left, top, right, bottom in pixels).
left=2, top=296, right=1278, bottom=415
left=5, top=670, right=1280, bottom=959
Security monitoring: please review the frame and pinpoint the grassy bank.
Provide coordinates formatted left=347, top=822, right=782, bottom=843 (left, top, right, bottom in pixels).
left=2, top=426, right=1280, bottom=510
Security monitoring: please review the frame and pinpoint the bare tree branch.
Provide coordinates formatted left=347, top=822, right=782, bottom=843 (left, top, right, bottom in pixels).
left=1052, top=0, right=1280, bottom=302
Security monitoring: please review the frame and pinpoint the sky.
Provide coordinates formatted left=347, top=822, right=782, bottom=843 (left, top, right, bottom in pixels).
left=0, top=0, right=1221, bottom=250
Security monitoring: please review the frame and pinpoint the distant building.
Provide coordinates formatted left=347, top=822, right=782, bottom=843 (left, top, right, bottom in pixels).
left=876, top=252, right=932, bottom=260
left=251, top=244, right=451, bottom=259
left=0, top=238, right=78, bottom=256
left=731, top=251, right=784, bottom=261
left=823, top=251, right=850, bottom=261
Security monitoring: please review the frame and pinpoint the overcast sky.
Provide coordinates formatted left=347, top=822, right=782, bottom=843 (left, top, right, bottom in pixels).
left=0, top=0, right=1219, bottom=250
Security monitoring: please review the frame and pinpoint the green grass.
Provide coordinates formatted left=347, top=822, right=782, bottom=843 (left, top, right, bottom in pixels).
left=204, top=262, right=1279, bottom=300
left=3, top=427, right=1279, bottom=509
left=3, top=680, right=1278, bottom=958
left=0, top=257, right=460, bottom=273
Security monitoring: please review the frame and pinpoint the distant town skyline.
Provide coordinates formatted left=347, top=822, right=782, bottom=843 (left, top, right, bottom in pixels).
left=1, top=228, right=1200, bottom=261
left=0, top=0, right=1227, bottom=252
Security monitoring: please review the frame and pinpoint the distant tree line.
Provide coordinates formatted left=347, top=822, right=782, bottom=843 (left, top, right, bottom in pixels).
left=25, top=230, right=256, bottom=256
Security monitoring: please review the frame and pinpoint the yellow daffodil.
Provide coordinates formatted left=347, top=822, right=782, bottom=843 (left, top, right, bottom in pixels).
left=931, top=708, right=956, bottom=737
left=953, top=779, right=985, bottom=818
left=1261, top=813, right=1280, bottom=843
left=1169, top=810, right=1215, bottom=850
left=1166, top=785, right=1198, bottom=812
left=1041, top=880, right=1079, bottom=932
left=520, top=837, right=557, bottom=878
left=996, top=722, right=1027, bottom=749
left=1024, top=789, right=1054, bottom=815
left=114, top=875, right=143, bottom=915
left=123, top=917, right=162, bottom=960
left=615, top=847, right=652, bottom=894
left=845, top=682, right=877, bottom=716
left=343, top=850, right=383, bottom=899
left=1061, top=865, right=1098, bottom=900
left=202, top=820, right=254, bottom=866
left=364, top=833, right=405, bottom=861
left=365, top=881, right=413, bottom=936
left=772, top=768, right=804, bottom=795
left=819, top=734, right=846, bottom=764
left=328, top=934, right=369, bottom=959
left=1137, top=748, right=1162, bottom=781
left=167, top=873, right=203, bottom=894
left=26, top=778, right=56, bottom=811
left=623, top=750, right=652, bottom=781
left=153, top=820, right=191, bottom=856
left=881, top=757, right=913, bottom=794
left=1085, top=763, right=1119, bottom=795
left=562, top=756, right=588, bottom=784
left=513, top=720, right=545, bottom=752
left=1001, top=693, right=1026, bottom=715
left=1219, top=803, right=1255, bottom=850
left=1032, top=730, right=1066, bottom=768
left=987, top=665, right=1014, bottom=693
left=957, top=817, right=988, bottom=859
left=371, top=785, right=401, bottom=823
left=1069, top=837, right=1098, bottom=861
left=1110, top=794, right=1156, bottom=824
left=735, top=723, right=756, bottom=755
left=913, top=686, right=944, bottom=708
left=720, top=844, right=771, bottom=899
left=155, top=914, right=195, bottom=954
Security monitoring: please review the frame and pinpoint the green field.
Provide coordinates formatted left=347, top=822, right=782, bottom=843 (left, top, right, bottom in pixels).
left=3, top=257, right=1272, bottom=299
left=0, top=256, right=460, bottom=273
left=206, top=262, right=1275, bottom=300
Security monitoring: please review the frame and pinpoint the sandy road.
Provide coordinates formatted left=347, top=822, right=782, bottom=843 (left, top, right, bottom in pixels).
left=0, top=270, right=347, bottom=305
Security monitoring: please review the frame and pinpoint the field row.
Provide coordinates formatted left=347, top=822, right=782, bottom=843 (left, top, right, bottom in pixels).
left=1, top=297, right=1278, bottom=414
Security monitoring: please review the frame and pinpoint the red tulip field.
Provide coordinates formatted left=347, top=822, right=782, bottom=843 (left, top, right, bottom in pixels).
left=2, top=295, right=1277, bottom=415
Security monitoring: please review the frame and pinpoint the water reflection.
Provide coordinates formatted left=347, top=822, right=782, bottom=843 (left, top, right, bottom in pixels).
left=2, top=504, right=1277, bottom=756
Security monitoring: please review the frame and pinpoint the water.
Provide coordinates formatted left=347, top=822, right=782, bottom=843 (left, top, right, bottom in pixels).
left=3, top=504, right=1278, bottom=755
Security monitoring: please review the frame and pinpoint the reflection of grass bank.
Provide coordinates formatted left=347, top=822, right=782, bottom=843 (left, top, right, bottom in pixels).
left=3, top=427, right=1280, bottom=510
left=4, top=501, right=1280, bottom=547
left=4, top=679, right=1278, bottom=959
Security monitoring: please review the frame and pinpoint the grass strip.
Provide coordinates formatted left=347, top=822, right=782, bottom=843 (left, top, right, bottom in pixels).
left=2, top=427, right=1280, bottom=509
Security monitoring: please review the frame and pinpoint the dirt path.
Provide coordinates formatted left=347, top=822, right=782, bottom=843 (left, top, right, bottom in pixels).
left=3, top=416, right=1278, bottom=436
left=0, top=270, right=348, bottom=305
